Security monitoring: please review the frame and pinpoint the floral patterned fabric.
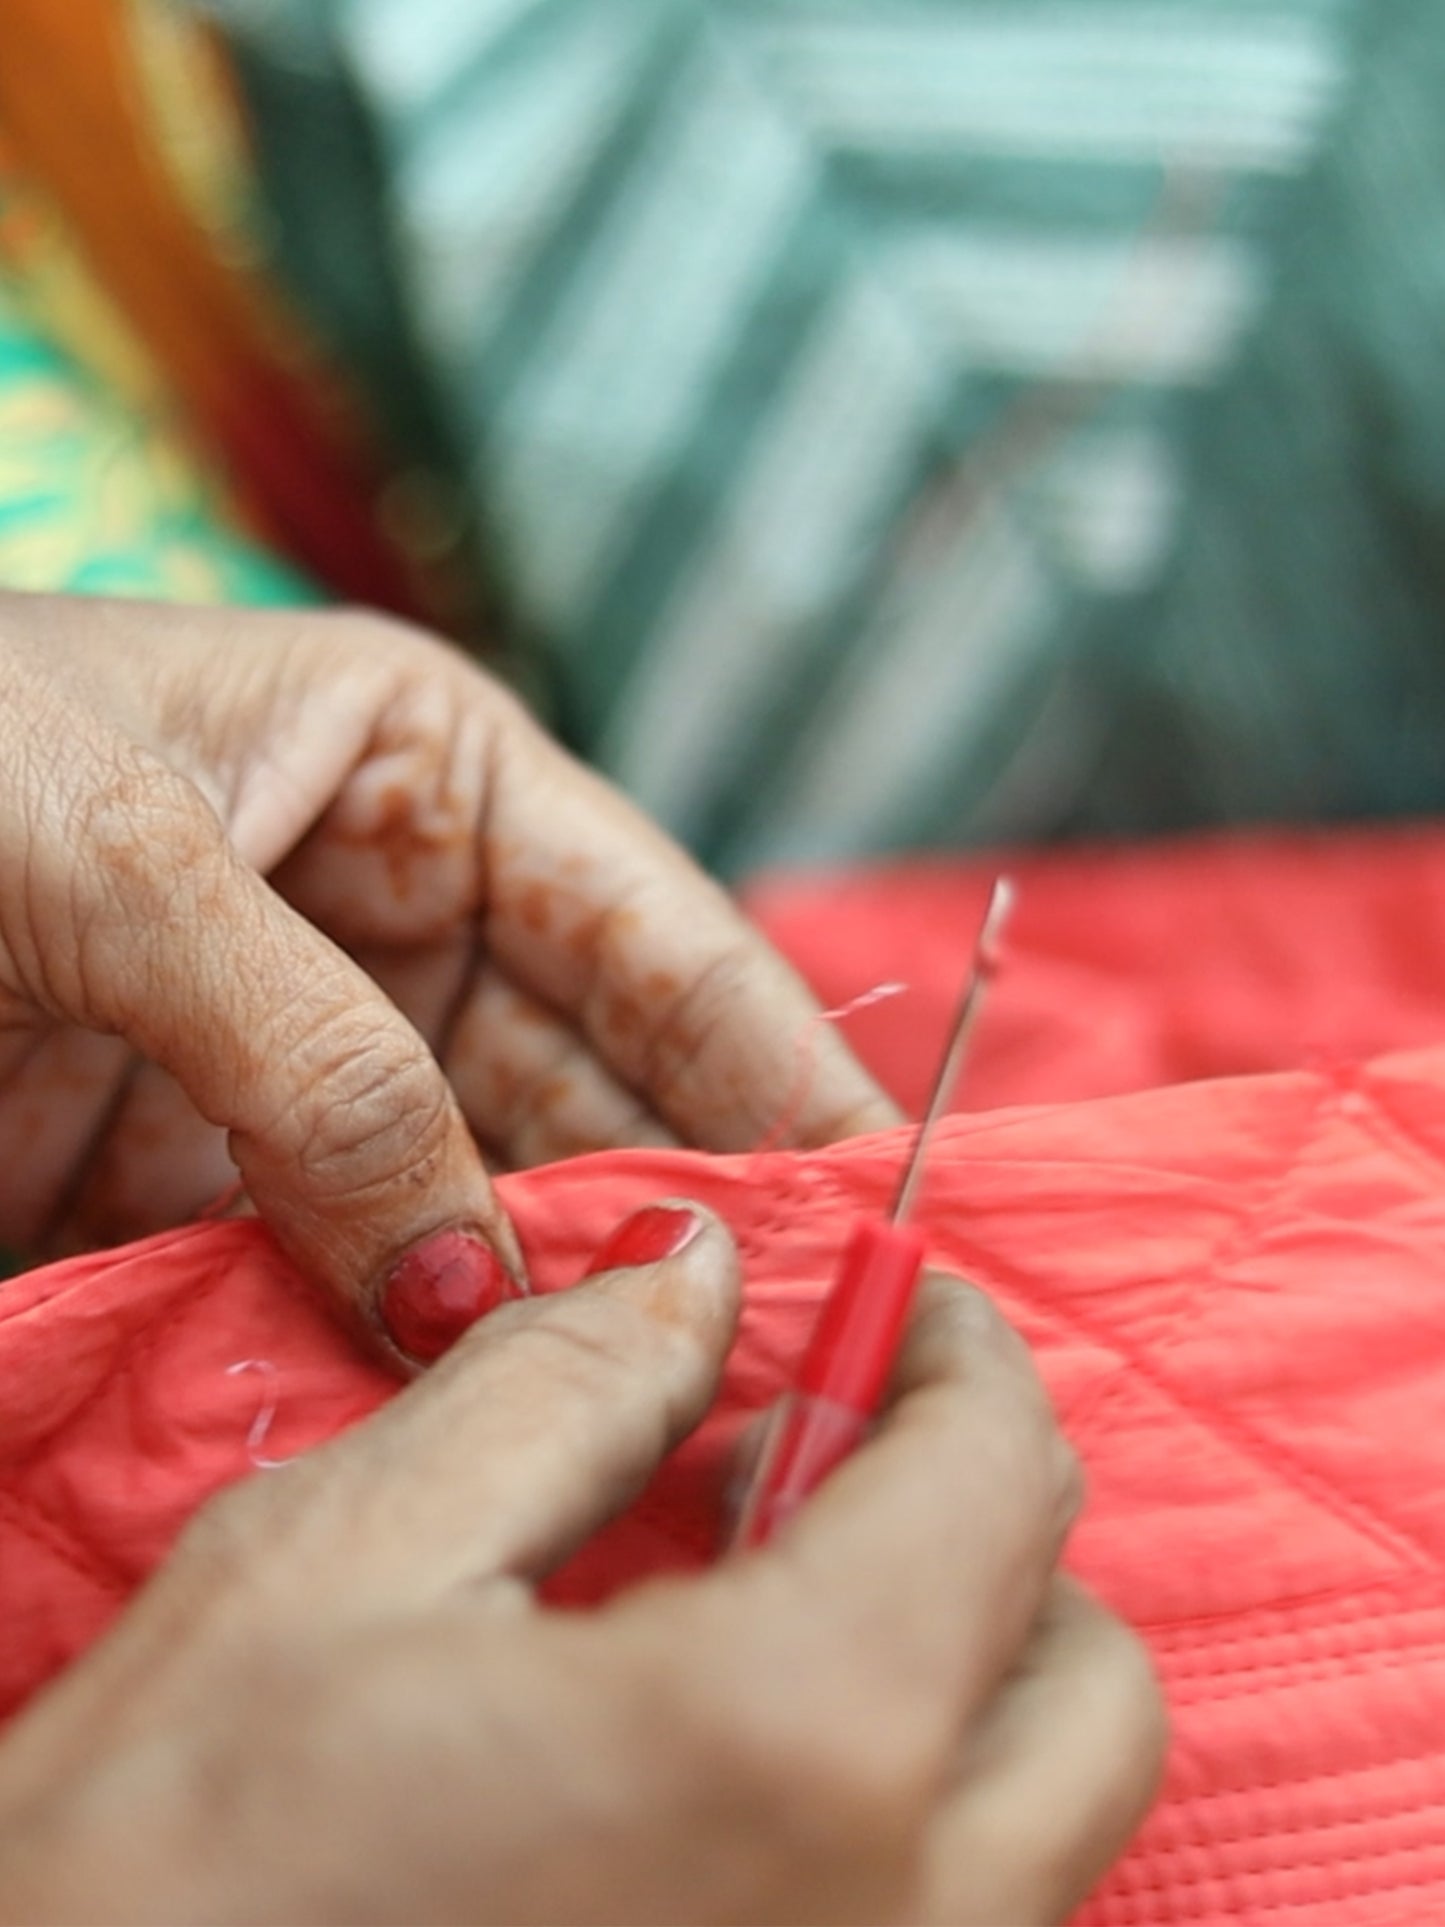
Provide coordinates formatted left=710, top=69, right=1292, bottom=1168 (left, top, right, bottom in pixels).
left=0, top=151, right=307, bottom=607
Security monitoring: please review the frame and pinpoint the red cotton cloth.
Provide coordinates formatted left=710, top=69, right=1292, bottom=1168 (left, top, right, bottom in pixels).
left=5, top=824, right=1445, bottom=1925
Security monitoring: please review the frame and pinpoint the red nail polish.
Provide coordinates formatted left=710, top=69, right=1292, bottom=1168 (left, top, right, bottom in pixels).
left=585, top=1204, right=706, bottom=1276
left=381, top=1231, right=519, bottom=1364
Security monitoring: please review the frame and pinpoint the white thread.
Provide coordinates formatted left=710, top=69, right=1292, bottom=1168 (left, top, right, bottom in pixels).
left=226, top=1359, right=294, bottom=1471
left=819, top=981, right=908, bottom=1023
left=753, top=980, right=909, bottom=1154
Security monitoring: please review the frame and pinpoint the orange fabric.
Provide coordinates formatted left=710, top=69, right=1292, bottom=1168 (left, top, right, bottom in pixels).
left=0, top=0, right=425, bottom=615
left=6, top=825, right=1445, bottom=1924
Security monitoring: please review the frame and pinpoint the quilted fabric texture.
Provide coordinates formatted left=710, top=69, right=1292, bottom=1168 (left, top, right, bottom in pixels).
left=5, top=824, right=1445, bottom=1924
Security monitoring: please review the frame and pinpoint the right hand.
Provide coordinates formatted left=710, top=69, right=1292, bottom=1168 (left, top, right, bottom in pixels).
left=0, top=1206, right=1164, bottom=1925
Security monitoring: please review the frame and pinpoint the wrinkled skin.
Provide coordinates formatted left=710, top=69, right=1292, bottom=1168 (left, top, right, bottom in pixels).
left=0, top=1239, right=1165, bottom=1925
left=0, top=591, right=896, bottom=1359
left=0, top=592, right=1166, bottom=1920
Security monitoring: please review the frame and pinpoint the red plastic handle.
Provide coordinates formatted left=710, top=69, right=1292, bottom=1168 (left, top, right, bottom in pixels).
left=730, top=1218, right=927, bottom=1549
left=796, top=1218, right=926, bottom=1411
left=732, top=1395, right=868, bottom=1549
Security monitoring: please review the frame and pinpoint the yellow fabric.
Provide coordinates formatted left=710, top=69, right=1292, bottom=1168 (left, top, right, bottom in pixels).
left=0, top=148, right=304, bottom=604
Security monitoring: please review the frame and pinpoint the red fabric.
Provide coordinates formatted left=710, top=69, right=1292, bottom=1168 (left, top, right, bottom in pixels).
left=6, top=825, right=1445, bottom=1924
left=747, top=822, right=1445, bottom=1113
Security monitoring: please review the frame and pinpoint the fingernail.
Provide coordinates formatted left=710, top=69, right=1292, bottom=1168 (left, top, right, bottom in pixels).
left=381, top=1231, right=520, bottom=1364
left=584, top=1203, right=707, bottom=1277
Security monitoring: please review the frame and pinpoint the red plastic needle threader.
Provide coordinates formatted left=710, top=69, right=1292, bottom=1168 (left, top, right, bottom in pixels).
left=732, top=878, right=1016, bottom=1550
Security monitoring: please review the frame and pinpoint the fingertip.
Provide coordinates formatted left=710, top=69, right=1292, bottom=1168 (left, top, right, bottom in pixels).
left=583, top=1200, right=710, bottom=1275
left=581, top=1198, right=742, bottom=1347
left=376, top=1226, right=527, bottom=1369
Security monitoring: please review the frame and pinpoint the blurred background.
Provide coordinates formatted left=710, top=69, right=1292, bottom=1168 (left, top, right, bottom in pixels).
left=4, top=0, right=1445, bottom=880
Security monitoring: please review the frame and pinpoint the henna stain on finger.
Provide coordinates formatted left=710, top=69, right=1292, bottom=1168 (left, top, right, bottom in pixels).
left=505, top=998, right=556, bottom=1033
left=600, top=989, right=646, bottom=1045
left=324, top=764, right=475, bottom=916
left=534, top=1072, right=576, bottom=1116
left=369, top=783, right=424, bottom=903
left=599, top=971, right=683, bottom=1049
left=487, top=1062, right=524, bottom=1118
left=347, top=780, right=467, bottom=904
left=563, top=903, right=641, bottom=972
left=516, top=882, right=554, bottom=936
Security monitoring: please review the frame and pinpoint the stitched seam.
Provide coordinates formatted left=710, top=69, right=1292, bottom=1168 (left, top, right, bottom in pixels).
left=1158, top=1615, right=1445, bottom=1667
left=1058, top=1078, right=1332, bottom=1442
left=1165, top=1647, right=1445, bottom=1698
left=956, top=1083, right=1442, bottom=1576
left=1161, top=1742, right=1445, bottom=1806
left=1183, top=1074, right=1445, bottom=1573
left=1153, top=1802, right=1445, bottom=1856
left=1096, top=1869, right=1445, bottom=1924
left=984, top=1242, right=1438, bottom=1574
left=1110, top=1848, right=1445, bottom=1896
left=1148, top=1587, right=1443, bottom=1650
left=1149, top=1596, right=1445, bottom=1674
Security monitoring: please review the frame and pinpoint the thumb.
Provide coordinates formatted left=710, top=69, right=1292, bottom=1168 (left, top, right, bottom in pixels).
left=186, top=1201, right=739, bottom=1613
left=44, top=758, right=520, bottom=1367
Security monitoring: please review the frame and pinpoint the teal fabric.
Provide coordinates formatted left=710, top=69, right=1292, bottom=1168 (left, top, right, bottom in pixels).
left=207, top=0, right=1445, bottom=872
left=1085, top=0, right=1445, bottom=834
left=0, top=271, right=311, bottom=606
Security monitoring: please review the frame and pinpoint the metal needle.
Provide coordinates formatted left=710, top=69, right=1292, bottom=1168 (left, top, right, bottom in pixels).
left=891, top=877, right=1015, bottom=1226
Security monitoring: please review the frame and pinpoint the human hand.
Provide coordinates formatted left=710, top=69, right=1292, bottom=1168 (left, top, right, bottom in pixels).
left=0, top=1212, right=1164, bottom=1925
left=0, top=592, right=896, bottom=1362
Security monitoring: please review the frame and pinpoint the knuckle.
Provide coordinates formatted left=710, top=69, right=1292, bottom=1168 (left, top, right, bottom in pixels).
left=288, top=1019, right=456, bottom=1199
left=1049, top=1582, right=1169, bottom=1799
left=74, top=747, right=223, bottom=896
left=316, top=606, right=427, bottom=660
left=308, top=607, right=468, bottom=713
left=317, top=607, right=489, bottom=700
left=632, top=939, right=759, bottom=1102
left=58, top=749, right=232, bottom=1022
left=794, top=1721, right=927, bottom=1846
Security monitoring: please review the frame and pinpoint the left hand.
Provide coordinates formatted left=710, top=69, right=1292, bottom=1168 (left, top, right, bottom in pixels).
left=0, top=592, right=897, bottom=1361
left=0, top=1234, right=1163, bottom=1926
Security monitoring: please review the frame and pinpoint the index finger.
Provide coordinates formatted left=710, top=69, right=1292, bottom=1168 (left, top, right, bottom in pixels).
left=480, top=705, right=900, bottom=1152
left=719, top=1276, right=1078, bottom=1757
left=6, top=694, right=521, bottom=1369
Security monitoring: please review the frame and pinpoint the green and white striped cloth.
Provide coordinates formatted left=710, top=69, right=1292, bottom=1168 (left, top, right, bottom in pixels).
left=211, top=0, right=1445, bottom=874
